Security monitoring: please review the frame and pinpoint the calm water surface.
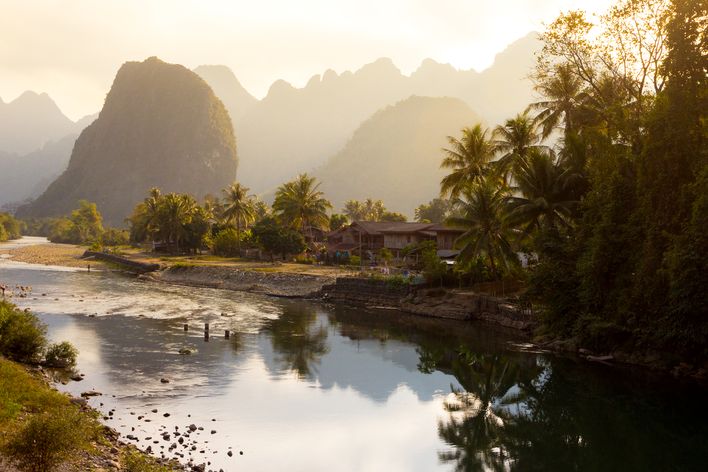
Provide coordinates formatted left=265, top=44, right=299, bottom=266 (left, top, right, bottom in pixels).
left=1, top=242, right=706, bottom=471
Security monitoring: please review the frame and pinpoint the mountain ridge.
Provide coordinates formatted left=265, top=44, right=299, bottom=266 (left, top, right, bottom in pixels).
left=17, top=57, right=238, bottom=225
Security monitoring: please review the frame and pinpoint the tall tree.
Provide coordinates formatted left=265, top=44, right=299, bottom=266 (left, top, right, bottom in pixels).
left=528, top=63, right=587, bottom=140
left=221, top=182, right=256, bottom=256
left=440, top=125, right=496, bottom=199
left=506, top=149, right=580, bottom=234
left=493, top=112, right=544, bottom=180
left=415, top=198, right=452, bottom=223
left=447, top=179, right=517, bottom=278
left=273, top=174, right=332, bottom=235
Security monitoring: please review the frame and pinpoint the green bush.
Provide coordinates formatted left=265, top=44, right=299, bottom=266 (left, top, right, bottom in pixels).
left=211, top=228, right=242, bottom=257
left=0, top=302, right=47, bottom=363
left=349, top=255, right=361, bottom=266
left=122, top=449, right=172, bottom=472
left=2, top=408, right=95, bottom=472
left=0, top=213, right=22, bottom=241
left=102, top=228, right=130, bottom=246
left=44, top=342, right=78, bottom=369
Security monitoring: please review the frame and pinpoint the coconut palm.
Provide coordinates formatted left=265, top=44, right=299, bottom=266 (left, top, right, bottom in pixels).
left=273, top=174, right=332, bottom=234
left=157, top=193, right=196, bottom=251
left=221, top=182, right=256, bottom=256
left=528, top=63, right=586, bottom=140
left=343, top=200, right=365, bottom=221
left=506, top=149, right=580, bottom=233
left=447, top=179, right=517, bottom=278
left=362, top=198, right=386, bottom=221
left=440, top=125, right=496, bottom=199
left=493, top=112, right=544, bottom=181
left=437, top=352, right=524, bottom=472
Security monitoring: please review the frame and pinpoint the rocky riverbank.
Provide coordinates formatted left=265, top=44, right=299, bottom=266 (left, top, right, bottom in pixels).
left=320, top=278, right=536, bottom=331
left=0, top=360, right=180, bottom=472
left=144, top=264, right=335, bottom=298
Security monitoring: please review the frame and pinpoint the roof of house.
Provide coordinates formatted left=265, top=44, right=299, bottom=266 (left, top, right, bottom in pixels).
left=327, top=221, right=466, bottom=237
left=427, top=224, right=466, bottom=233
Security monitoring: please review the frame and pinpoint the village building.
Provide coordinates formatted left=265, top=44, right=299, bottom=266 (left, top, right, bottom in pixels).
left=326, top=221, right=465, bottom=263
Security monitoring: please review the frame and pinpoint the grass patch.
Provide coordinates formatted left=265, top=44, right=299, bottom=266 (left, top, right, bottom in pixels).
left=122, top=449, right=172, bottom=472
left=0, top=358, right=68, bottom=424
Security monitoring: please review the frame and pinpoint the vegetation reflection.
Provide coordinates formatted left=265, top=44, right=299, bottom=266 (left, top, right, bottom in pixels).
left=262, top=305, right=329, bottom=379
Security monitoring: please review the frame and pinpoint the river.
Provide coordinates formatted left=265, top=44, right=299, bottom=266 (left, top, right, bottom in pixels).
left=1, top=240, right=706, bottom=471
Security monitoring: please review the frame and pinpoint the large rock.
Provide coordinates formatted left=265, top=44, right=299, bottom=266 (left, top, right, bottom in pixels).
left=18, top=57, right=237, bottom=226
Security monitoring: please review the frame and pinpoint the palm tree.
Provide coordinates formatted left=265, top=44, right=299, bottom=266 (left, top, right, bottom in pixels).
left=493, top=112, right=544, bottom=181
left=342, top=200, right=365, bottom=221
left=440, top=125, right=496, bottom=199
left=362, top=198, right=385, bottom=221
left=157, top=193, right=195, bottom=251
left=273, top=174, right=332, bottom=235
left=506, top=149, right=580, bottom=233
left=221, top=182, right=256, bottom=256
left=447, top=179, right=517, bottom=278
left=437, top=351, right=524, bottom=472
left=528, top=63, right=586, bottom=140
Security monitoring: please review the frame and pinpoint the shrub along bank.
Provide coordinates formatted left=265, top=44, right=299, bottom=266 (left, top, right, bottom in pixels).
left=0, top=301, right=170, bottom=471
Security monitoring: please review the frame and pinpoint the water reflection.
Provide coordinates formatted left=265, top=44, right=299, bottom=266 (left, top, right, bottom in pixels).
left=261, top=304, right=329, bottom=379
left=1, top=259, right=707, bottom=471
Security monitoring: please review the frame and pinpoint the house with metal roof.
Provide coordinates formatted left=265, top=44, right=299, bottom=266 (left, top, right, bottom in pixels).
left=326, top=221, right=465, bottom=261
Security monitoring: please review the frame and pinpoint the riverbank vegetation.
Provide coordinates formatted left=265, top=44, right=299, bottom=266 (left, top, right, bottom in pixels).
left=21, top=201, right=129, bottom=249
left=0, top=300, right=171, bottom=471
left=5, top=0, right=703, bottom=365
left=439, top=0, right=706, bottom=362
left=0, top=213, right=22, bottom=242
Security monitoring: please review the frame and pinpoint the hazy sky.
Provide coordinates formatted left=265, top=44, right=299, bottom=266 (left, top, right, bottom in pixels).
left=0, top=0, right=614, bottom=120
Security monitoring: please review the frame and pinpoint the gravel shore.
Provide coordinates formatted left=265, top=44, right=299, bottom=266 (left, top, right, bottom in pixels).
left=0, top=243, right=105, bottom=269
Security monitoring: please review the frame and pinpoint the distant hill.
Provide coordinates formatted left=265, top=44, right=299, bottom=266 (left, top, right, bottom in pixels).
left=17, top=57, right=238, bottom=226
left=0, top=134, right=77, bottom=205
left=197, top=32, right=540, bottom=193
left=0, top=91, right=81, bottom=155
left=314, top=96, right=480, bottom=216
left=193, top=65, right=257, bottom=121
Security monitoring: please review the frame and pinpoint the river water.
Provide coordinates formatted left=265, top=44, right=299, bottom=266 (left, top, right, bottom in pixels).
left=1, top=241, right=706, bottom=471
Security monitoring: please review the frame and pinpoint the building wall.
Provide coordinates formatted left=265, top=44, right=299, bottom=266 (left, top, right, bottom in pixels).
left=383, top=233, right=420, bottom=249
left=436, top=233, right=459, bottom=250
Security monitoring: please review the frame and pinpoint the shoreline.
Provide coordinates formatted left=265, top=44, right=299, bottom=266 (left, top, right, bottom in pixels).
left=0, top=358, right=181, bottom=471
left=0, top=241, right=107, bottom=270
left=3, top=239, right=705, bottom=382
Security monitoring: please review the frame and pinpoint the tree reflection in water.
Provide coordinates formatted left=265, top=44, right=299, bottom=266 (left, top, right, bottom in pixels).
left=261, top=304, right=329, bottom=379
left=433, top=349, right=530, bottom=471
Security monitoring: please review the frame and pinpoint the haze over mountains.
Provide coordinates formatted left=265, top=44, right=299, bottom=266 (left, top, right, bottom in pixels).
left=0, top=93, right=96, bottom=206
left=315, top=96, right=479, bottom=215
left=17, top=57, right=237, bottom=225
left=2, top=32, right=541, bottom=222
left=195, top=32, right=540, bottom=193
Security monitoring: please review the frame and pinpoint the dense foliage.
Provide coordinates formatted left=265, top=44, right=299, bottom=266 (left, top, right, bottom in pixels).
left=251, top=217, right=307, bottom=260
left=342, top=198, right=408, bottom=222
left=0, top=213, right=23, bottom=242
left=439, top=0, right=706, bottom=359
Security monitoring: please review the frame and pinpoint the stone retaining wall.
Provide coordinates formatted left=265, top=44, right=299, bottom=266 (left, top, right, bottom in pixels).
left=321, top=278, right=536, bottom=331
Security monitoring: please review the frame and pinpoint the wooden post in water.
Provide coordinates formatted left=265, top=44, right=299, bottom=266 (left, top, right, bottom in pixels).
left=224, top=330, right=230, bottom=339
left=204, top=323, right=209, bottom=341
left=183, top=324, right=188, bottom=331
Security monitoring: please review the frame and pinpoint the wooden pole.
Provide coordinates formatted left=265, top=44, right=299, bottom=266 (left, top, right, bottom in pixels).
left=224, top=330, right=230, bottom=339
left=183, top=324, right=188, bottom=331
left=204, top=323, right=209, bottom=341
